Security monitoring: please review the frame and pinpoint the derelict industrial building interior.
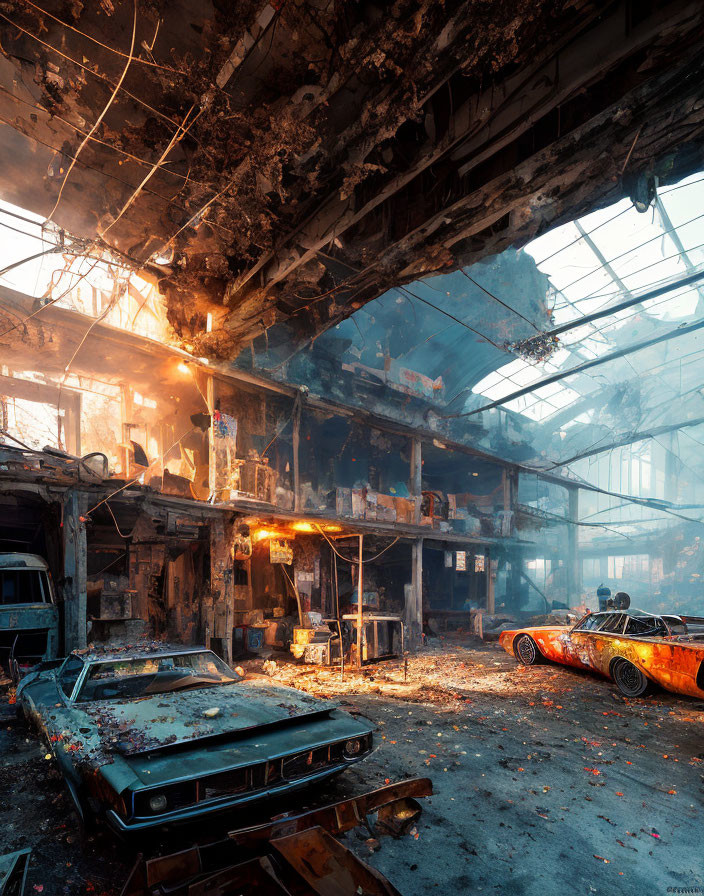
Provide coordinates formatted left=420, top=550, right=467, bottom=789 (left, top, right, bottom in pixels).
left=1, top=2, right=704, bottom=894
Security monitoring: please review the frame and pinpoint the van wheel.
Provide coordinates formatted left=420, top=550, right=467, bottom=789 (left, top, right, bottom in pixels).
left=515, top=634, right=541, bottom=666
left=611, top=658, right=650, bottom=697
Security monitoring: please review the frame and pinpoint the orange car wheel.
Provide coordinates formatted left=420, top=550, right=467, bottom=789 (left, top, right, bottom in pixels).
left=611, top=658, right=650, bottom=697
left=515, top=634, right=542, bottom=666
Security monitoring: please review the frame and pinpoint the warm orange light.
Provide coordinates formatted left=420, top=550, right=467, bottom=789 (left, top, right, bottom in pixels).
left=323, top=524, right=342, bottom=532
left=252, top=528, right=284, bottom=543
left=177, top=361, right=190, bottom=375
left=292, top=521, right=315, bottom=533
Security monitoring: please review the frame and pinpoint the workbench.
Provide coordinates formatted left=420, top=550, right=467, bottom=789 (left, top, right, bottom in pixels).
left=341, top=613, right=404, bottom=661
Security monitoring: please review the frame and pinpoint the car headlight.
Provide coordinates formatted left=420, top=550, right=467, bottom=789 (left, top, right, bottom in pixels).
left=344, top=738, right=363, bottom=757
left=148, top=793, right=168, bottom=813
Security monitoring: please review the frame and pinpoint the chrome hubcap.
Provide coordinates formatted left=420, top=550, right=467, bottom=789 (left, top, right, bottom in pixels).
left=616, top=661, right=643, bottom=694
left=517, top=636, right=536, bottom=664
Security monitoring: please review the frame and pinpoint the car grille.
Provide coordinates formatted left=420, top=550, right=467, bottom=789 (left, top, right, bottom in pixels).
left=282, top=744, right=341, bottom=779
left=133, top=736, right=370, bottom=817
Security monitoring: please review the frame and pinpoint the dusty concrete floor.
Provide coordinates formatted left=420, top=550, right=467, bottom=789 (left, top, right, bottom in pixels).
left=1, top=637, right=703, bottom=895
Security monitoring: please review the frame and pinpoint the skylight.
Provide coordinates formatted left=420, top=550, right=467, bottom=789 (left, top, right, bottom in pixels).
left=471, top=170, right=704, bottom=422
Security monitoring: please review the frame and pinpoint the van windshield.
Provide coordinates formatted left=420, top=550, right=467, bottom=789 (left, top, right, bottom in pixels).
left=0, top=570, right=49, bottom=606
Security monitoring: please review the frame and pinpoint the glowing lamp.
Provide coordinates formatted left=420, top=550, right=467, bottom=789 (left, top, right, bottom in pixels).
left=253, top=528, right=277, bottom=543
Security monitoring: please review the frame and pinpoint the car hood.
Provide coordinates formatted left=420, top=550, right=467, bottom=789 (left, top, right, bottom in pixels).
left=82, top=679, right=333, bottom=756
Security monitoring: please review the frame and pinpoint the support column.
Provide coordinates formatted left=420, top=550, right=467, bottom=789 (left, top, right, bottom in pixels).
left=210, top=516, right=234, bottom=663
left=293, top=395, right=301, bottom=512
left=63, top=489, right=87, bottom=652
left=119, top=385, right=132, bottom=477
left=410, top=437, right=422, bottom=525
left=502, top=467, right=516, bottom=536
left=65, top=392, right=82, bottom=457
left=356, top=534, right=364, bottom=668
left=665, top=432, right=679, bottom=505
left=207, top=375, right=216, bottom=500
left=405, top=537, right=423, bottom=650
left=486, top=548, right=495, bottom=613
left=567, top=485, right=580, bottom=607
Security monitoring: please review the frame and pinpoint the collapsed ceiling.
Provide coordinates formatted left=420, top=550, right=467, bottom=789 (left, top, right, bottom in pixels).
left=2, top=0, right=704, bottom=359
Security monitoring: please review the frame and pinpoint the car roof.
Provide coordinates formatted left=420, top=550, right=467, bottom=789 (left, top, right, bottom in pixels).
left=590, top=608, right=663, bottom=619
left=0, top=553, right=50, bottom=570
left=72, top=644, right=212, bottom=664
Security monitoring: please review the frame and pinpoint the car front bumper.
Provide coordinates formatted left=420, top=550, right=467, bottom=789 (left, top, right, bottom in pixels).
left=105, top=760, right=359, bottom=834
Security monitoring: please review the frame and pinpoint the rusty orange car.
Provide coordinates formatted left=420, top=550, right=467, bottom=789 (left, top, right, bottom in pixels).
left=499, top=609, right=704, bottom=698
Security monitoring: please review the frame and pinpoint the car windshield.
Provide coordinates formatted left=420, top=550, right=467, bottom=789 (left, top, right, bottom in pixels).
left=571, top=612, right=603, bottom=632
left=75, top=651, right=240, bottom=702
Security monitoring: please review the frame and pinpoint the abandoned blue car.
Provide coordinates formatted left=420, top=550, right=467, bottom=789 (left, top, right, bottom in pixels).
left=16, top=644, right=374, bottom=833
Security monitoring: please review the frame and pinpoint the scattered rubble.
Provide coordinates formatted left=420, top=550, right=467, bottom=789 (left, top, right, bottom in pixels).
left=2, top=638, right=704, bottom=895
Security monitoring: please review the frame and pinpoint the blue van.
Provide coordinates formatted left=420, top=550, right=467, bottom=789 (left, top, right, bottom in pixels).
left=0, top=553, right=59, bottom=680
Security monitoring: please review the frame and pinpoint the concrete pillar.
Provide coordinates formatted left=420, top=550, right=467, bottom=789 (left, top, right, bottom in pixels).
left=65, top=392, right=81, bottom=457
left=210, top=516, right=234, bottom=662
left=63, top=489, right=87, bottom=652
left=410, top=438, right=422, bottom=525
left=293, top=396, right=301, bottom=512
left=405, top=537, right=423, bottom=649
left=502, top=467, right=516, bottom=536
left=486, top=548, right=495, bottom=613
left=567, top=485, right=581, bottom=606
left=207, top=375, right=216, bottom=500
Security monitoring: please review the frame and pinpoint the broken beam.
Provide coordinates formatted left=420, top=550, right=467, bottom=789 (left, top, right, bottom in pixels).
left=450, top=316, right=704, bottom=419
left=550, top=414, right=704, bottom=468
left=546, top=267, right=704, bottom=339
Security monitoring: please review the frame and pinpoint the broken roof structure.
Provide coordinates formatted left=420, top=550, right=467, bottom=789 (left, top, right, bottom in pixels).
left=1, top=0, right=704, bottom=357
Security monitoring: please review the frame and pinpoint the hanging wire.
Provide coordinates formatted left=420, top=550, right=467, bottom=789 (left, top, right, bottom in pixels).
left=104, top=500, right=137, bottom=539
left=0, top=9, right=186, bottom=132
left=55, top=277, right=125, bottom=447
left=458, top=269, right=541, bottom=330
left=0, top=85, right=211, bottom=190
left=45, top=0, right=138, bottom=222
left=0, top=246, right=64, bottom=279
left=0, top=256, right=102, bottom=339
left=20, top=0, right=187, bottom=76
left=84, top=426, right=197, bottom=518
left=552, top=209, right=704, bottom=298
left=314, top=523, right=400, bottom=564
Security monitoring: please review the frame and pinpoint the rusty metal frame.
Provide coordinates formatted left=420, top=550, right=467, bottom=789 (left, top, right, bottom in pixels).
left=121, top=777, right=432, bottom=896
